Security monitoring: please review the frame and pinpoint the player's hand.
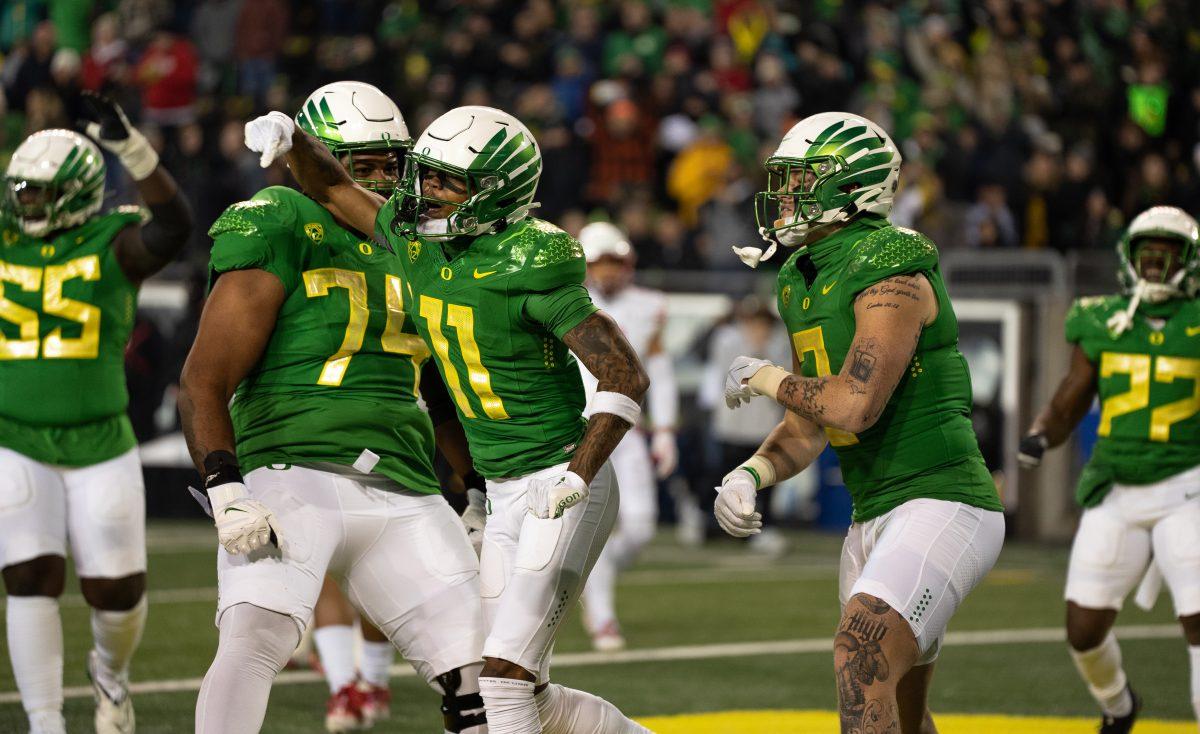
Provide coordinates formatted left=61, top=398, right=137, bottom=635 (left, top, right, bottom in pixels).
left=725, top=355, right=775, bottom=409
left=208, top=482, right=282, bottom=555
left=527, top=471, right=589, bottom=519
left=650, top=429, right=678, bottom=479
left=1018, top=433, right=1048, bottom=469
left=461, top=488, right=487, bottom=555
left=244, top=111, right=295, bottom=168
left=714, top=468, right=761, bottom=537
left=79, top=91, right=158, bottom=180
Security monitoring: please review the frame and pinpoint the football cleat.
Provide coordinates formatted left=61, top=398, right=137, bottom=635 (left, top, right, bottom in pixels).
left=86, top=649, right=134, bottom=734
left=1099, top=684, right=1141, bottom=734
left=357, top=680, right=391, bottom=725
left=326, top=680, right=369, bottom=732
left=591, top=621, right=627, bottom=652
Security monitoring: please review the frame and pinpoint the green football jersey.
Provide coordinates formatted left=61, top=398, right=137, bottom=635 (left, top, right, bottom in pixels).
left=376, top=211, right=597, bottom=479
left=776, top=216, right=1002, bottom=522
left=208, top=186, right=440, bottom=493
left=1066, top=294, right=1200, bottom=506
left=0, top=208, right=142, bottom=466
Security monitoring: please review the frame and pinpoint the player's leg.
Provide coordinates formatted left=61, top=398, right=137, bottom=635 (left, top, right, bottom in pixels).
left=342, top=483, right=486, bottom=734
left=581, top=434, right=657, bottom=650
left=62, top=448, right=148, bottom=734
left=0, top=448, right=69, bottom=734
left=359, top=615, right=395, bottom=723
left=481, top=462, right=649, bottom=733
left=895, top=663, right=938, bottom=734
left=311, top=575, right=364, bottom=732
left=1147, top=481, right=1200, bottom=724
left=1063, top=494, right=1150, bottom=726
left=836, top=499, right=1004, bottom=733
left=195, top=466, right=341, bottom=734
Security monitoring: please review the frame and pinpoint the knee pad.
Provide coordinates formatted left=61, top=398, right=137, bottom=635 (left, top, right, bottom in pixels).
left=435, top=667, right=487, bottom=733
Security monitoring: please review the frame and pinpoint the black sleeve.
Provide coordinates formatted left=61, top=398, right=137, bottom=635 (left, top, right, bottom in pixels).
left=142, top=193, right=194, bottom=260
left=421, top=359, right=457, bottom=427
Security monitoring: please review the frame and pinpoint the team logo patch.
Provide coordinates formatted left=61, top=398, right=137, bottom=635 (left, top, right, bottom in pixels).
left=408, top=239, right=421, bottom=262
left=358, top=242, right=373, bottom=256
left=40, top=245, right=55, bottom=258
left=304, top=223, right=324, bottom=245
left=781, top=285, right=792, bottom=307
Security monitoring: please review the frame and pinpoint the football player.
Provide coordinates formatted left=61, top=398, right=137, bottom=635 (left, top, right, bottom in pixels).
left=246, top=104, right=652, bottom=733
left=180, top=82, right=486, bottom=734
left=719, top=112, right=1005, bottom=733
left=576, top=221, right=679, bottom=651
left=0, top=94, right=192, bottom=734
left=1020, top=206, right=1200, bottom=733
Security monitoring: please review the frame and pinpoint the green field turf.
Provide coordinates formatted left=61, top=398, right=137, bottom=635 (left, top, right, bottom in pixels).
left=0, top=521, right=1193, bottom=732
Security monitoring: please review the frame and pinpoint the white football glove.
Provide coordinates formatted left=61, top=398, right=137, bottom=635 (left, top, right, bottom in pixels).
left=527, top=471, right=589, bottom=519
left=462, top=488, right=487, bottom=555
left=650, top=429, right=678, bottom=479
left=714, top=468, right=761, bottom=537
left=244, top=111, right=295, bottom=168
left=208, top=482, right=282, bottom=555
left=80, top=91, right=159, bottom=180
left=725, top=355, right=775, bottom=409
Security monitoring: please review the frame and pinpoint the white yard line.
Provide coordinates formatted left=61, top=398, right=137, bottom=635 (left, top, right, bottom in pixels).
left=0, top=624, right=1180, bottom=705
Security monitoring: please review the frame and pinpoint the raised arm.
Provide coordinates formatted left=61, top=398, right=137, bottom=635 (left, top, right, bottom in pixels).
left=243, top=111, right=385, bottom=236
left=732, top=273, right=936, bottom=434
left=1019, top=345, right=1098, bottom=467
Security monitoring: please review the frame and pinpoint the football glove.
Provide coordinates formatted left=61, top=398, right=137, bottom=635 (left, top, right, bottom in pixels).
left=725, top=355, right=775, bottom=409
left=650, top=429, right=678, bottom=479
left=203, top=451, right=281, bottom=555
left=79, top=91, right=158, bottom=180
left=1018, top=433, right=1048, bottom=469
left=714, top=468, right=761, bottom=537
left=462, top=488, right=486, bottom=555
left=244, top=111, right=295, bottom=168
left=527, top=471, right=588, bottom=519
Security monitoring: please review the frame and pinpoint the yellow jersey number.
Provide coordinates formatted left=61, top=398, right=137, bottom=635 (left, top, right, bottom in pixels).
left=419, top=295, right=508, bottom=420
left=0, top=256, right=102, bottom=360
left=1099, top=352, right=1200, bottom=442
left=791, top=326, right=859, bottom=446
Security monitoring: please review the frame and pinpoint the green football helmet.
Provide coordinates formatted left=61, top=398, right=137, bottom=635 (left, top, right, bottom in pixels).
left=295, top=81, right=411, bottom=194
left=3, top=129, right=106, bottom=237
left=391, top=105, right=542, bottom=240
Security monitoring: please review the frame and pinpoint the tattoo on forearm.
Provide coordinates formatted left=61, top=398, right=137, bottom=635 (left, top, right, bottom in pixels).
left=848, top=343, right=877, bottom=384
left=778, top=375, right=829, bottom=422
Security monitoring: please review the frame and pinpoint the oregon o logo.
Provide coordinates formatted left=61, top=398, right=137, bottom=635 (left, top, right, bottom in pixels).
left=1149, top=331, right=1164, bottom=345
left=440, top=266, right=453, bottom=281
left=358, top=242, right=373, bottom=256
left=40, top=245, right=55, bottom=258
left=802, top=297, right=811, bottom=310
left=781, top=285, right=791, bottom=307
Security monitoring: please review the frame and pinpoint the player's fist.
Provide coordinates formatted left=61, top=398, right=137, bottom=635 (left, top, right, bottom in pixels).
left=714, top=469, right=761, bottom=537
left=1018, top=433, right=1048, bottom=469
left=725, top=355, right=775, bottom=409
left=79, top=91, right=158, bottom=180
left=650, top=429, right=678, bottom=479
left=209, top=482, right=281, bottom=555
left=527, top=471, right=588, bottom=519
left=244, top=111, right=295, bottom=168
left=461, top=488, right=487, bottom=555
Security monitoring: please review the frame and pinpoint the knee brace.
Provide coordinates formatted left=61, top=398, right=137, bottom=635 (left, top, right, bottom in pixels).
left=436, top=667, right=487, bottom=733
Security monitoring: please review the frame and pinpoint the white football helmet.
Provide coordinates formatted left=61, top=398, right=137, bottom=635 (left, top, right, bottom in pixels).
left=3, top=129, right=106, bottom=237
left=579, top=221, right=633, bottom=262
left=1107, top=206, right=1200, bottom=335
left=295, top=81, right=411, bottom=192
left=393, top=105, right=542, bottom=239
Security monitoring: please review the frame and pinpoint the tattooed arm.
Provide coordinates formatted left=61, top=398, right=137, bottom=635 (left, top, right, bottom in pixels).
left=282, top=127, right=386, bottom=236
left=751, top=348, right=829, bottom=481
left=562, top=312, right=650, bottom=484
left=752, top=274, right=937, bottom=434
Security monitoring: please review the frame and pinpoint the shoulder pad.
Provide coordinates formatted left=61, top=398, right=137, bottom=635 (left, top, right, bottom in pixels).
left=1065, top=294, right=1125, bottom=344
left=209, top=187, right=301, bottom=239
left=493, top=218, right=586, bottom=290
left=843, top=225, right=938, bottom=293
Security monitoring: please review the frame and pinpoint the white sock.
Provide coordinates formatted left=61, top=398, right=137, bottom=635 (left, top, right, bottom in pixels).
left=91, top=595, right=148, bottom=696
left=313, top=624, right=357, bottom=692
left=535, top=682, right=650, bottom=733
left=360, top=639, right=393, bottom=688
left=479, top=677, right=540, bottom=733
left=1070, top=632, right=1133, bottom=717
left=7, top=596, right=65, bottom=733
left=1189, top=644, right=1200, bottom=726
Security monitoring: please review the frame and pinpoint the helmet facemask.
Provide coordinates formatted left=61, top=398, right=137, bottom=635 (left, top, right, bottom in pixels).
left=394, top=155, right=514, bottom=240
left=1130, top=237, right=1190, bottom=303
left=337, top=144, right=406, bottom=196
left=756, top=155, right=855, bottom=246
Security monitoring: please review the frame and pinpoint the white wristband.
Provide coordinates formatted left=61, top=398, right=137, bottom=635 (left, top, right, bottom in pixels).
left=728, top=454, right=777, bottom=490
left=589, top=390, right=642, bottom=426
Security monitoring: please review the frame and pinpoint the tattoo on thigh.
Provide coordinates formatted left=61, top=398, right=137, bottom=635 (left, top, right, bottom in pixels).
left=836, top=601, right=895, bottom=733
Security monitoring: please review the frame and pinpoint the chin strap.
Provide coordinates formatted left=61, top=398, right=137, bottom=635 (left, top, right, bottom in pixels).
left=1107, top=275, right=1184, bottom=336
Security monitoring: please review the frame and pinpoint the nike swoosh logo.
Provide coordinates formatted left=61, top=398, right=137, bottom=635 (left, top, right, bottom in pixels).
left=821, top=281, right=837, bottom=295
left=474, top=269, right=497, bottom=279
left=222, top=507, right=246, bottom=515
left=1186, top=326, right=1200, bottom=337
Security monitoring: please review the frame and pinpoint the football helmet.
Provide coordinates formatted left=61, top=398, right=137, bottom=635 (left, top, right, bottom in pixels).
left=3, top=129, right=106, bottom=237
left=1107, top=206, right=1200, bottom=335
left=392, top=105, right=541, bottom=239
left=579, top=221, right=633, bottom=263
left=295, top=81, right=411, bottom=194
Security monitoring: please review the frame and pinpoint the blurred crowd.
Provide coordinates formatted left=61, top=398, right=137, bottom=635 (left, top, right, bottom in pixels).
left=3, top=0, right=1200, bottom=279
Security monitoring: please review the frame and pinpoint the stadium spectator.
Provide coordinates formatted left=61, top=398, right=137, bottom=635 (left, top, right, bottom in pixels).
left=4, top=19, right=56, bottom=111
left=134, top=29, right=198, bottom=128
left=81, top=13, right=128, bottom=93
